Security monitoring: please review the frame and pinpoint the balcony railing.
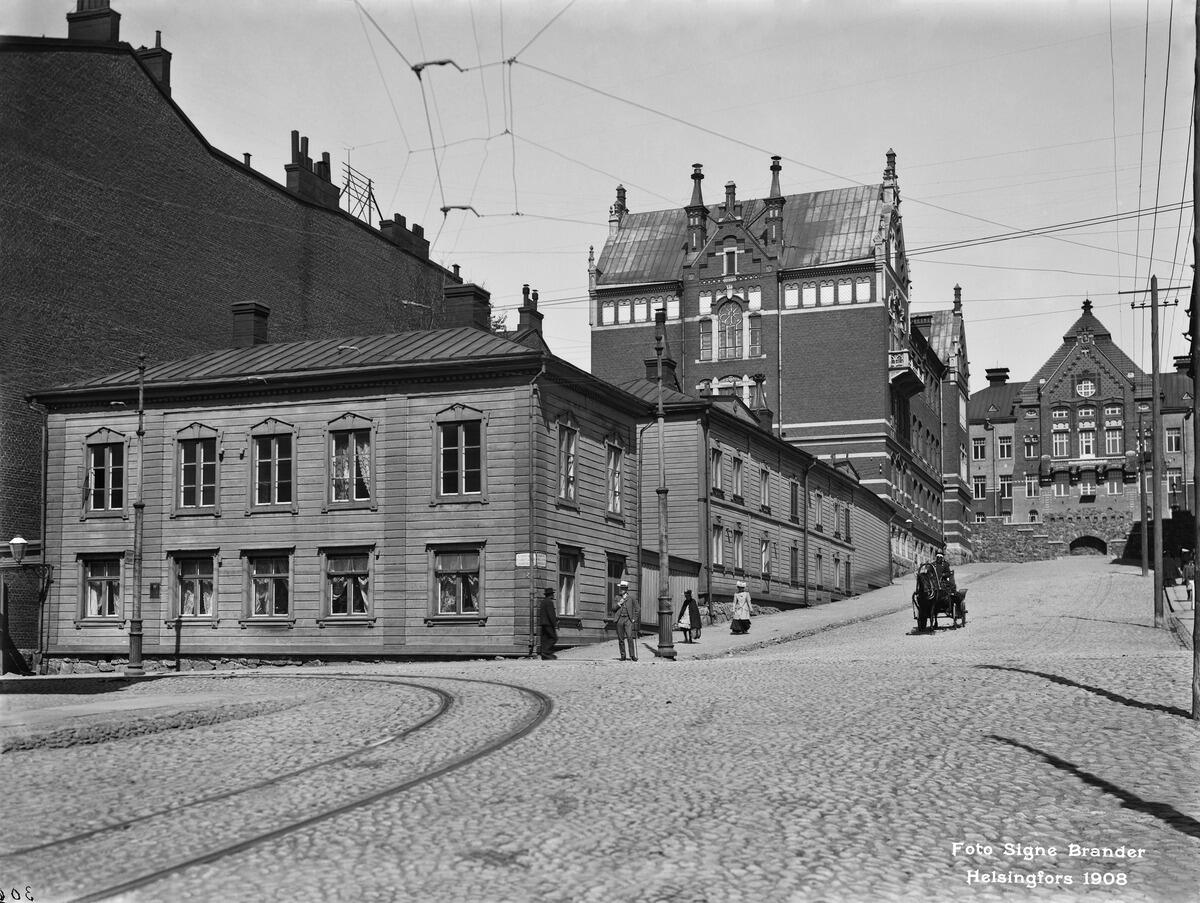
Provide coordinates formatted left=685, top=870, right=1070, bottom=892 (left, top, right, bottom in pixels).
left=888, top=349, right=924, bottom=397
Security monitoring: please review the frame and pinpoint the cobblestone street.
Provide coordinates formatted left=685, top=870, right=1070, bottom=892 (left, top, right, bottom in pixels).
left=1, top=556, right=1197, bottom=902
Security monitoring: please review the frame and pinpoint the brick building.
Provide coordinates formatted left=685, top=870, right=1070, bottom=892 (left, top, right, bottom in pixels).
left=968, top=299, right=1194, bottom=560
left=0, top=2, right=459, bottom=662
left=588, top=153, right=971, bottom=569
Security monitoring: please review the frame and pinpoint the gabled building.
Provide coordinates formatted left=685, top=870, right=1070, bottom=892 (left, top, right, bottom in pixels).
left=588, top=152, right=968, bottom=568
left=1, top=1, right=460, bottom=664
left=29, top=289, right=653, bottom=668
left=968, top=299, right=1194, bottom=560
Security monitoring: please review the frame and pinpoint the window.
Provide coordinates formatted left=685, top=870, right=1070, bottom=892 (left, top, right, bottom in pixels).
left=837, top=279, right=851, bottom=303
left=789, top=480, right=799, bottom=522
left=618, top=298, right=631, bottom=323
left=82, top=557, right=122, bottom=619
left=732, top=458, right=744, bottom=498
left=712, top=525, right=724, bottom=567
left=1029, top=510, right=1039, bottom=523
left=433, top=547, right=481, bottom=616
left=1168, top=468, right=1183, bottom=493
left=248, top=554, right=290, bottom=618
left=733, top=528, right=744, bottom=570
left=1167, top=427, right=1182, bottom=452
left=759, top=468, right=770, bottom=510
left=179, top=431, right=217, bottom=511
left=699, top=291, right=713, bottom=315
left=1078, top=429, right=1095, bottom=458
left=174, top=555, right=215, bottom=619
left=666, top=296, right=680, bottom=319
left=724, top=246, right=737, bottom=275
left=856, top=276, right=872, bottom=301
left=1025, top=475, right=1038, bottom=497
left=711, top=448, right=724, bottom=492
left=606, top=444, right=624, bottom=515
left=328, top=414, right=374, bottom=506
left=833, top=501, right=842, bottom=535
left=1052, top=433, right=1069, bottom=458
left=972, top=437, right=986, bottom=461
left=252, top=421, right=293, bottom=508
left=997, top=436, right=1012, bottom=459
left=600, top=300, right=615, bottom=325
left=1108, top=478, right=1122, bottom=495
left=760, top=538, right=771, bottom=579
left=88, top=439, right=125, bottom=512
left=1079, top=478, right=1096, bottom=497
left=975, top=512, right=987, bottom=523
left=1105, top=404, right=1123, bottom=416
left=972, top=476, right=986, bottom=500
left=325, top=551, right=370, bottom=618
left=558, top=421, right=578, bottom=503
left=1053, top=480, right=1069, bottom=497
left=801, top=283, right=817, bottom=307
left=1052, top=407, right=1069, bottom=420
left=999, top=475, right=1012, bottom=499
left=784, top=285, right=799, bottom=308
left=790, top=545, right=800, bottom=585
left=699, top=319, right=713, bottom=360
left=1076, top=378, right=1096, bottom=397
left=815, top=552, right=824, bottom=588
left=1105, top=428, right=1123, bottom=455
left=438, top=414, right=483, bottom=498
left=748, top=313, right=761, bottom=357
left=558, top=549, right=580, bottom=617
left=819, top=281, right=834, bottom=306
left=1024, top=436, right=1038, bottom=459
left=718, top=301, right=742, bottom=360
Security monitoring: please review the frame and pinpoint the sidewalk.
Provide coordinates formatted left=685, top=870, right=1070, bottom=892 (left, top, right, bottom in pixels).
left=1165, top=585, right=1195, bottom=650
left=552, top=566, right=968, bottom=662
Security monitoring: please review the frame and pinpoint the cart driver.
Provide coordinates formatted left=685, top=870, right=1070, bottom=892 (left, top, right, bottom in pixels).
left=933, top=551, right=956, bottom=591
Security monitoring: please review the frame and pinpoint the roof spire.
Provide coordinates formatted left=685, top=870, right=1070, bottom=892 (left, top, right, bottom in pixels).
left=689, top=164, right=704, bottom=207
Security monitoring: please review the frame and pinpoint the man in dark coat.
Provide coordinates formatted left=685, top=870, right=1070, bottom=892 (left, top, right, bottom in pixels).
left=677, top=589, right=702, bottom=642
left=933, top=551, right=956, bottom=591
left=538, top=587, right=558, bottom=660
left=613, top=580, right=638, bottom=661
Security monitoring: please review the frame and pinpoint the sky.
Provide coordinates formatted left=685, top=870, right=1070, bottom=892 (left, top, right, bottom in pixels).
left=12, top=0, right=1195, bottom=393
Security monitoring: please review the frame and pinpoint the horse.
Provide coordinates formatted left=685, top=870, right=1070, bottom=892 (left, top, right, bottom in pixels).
left=913, top=563, right=939, bottom=632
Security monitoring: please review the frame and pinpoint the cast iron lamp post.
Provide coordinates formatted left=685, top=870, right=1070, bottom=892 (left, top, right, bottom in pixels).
left=126, top=354, right=147, bottom=676
left=654, top=310, right=676, bottom=661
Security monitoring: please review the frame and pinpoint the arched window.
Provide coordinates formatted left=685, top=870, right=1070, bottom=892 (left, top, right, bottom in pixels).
left=718, top=301, right=742, bottom=360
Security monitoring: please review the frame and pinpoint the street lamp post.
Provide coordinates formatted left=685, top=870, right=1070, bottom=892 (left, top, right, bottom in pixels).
left=654, top=310, right=676, bottom=661
left=5, top=536, right=53, bottom=676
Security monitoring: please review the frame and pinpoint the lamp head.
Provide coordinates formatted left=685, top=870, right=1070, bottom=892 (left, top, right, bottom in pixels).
left=9, top=535, right=28, bottom=565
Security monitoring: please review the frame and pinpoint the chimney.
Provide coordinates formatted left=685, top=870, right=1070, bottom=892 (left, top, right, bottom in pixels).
left=513, top=285, right=549, bottom=352
left=135, top=30, right=172, bottom=95
left=953, top=284, right=963, bottom=316
left=881, top=147, right=899, bottom=206
left=985, top=367, right=1010, bottom=387
left=232, top=301, right=270, bottom=348
left=284, top=130, right=341, bottom=210
left=443, top=283, right=492, bottom=332
left=643, top=309, right=680, bottom=391
left=763, top=156, right=785, bottom=246
left=750, top=373, right=773, bottom=429
left=67, top=0, right=121, bottom=43
left=721, top=181, right=739, bottom=221
left=379, top=211, right=430, bottom=260
left=608, top=185, right=627, bottom=238
left=686, top=164, right=707, bottom=251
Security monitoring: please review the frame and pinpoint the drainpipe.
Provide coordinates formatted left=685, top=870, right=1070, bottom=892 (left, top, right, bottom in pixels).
left=702, top=410, right=713, bottom=620
left=29, top=400, right=51, bottom=673
left=802, top=462, right=810, bottom=606
left=526, top=364, right=545, bottom=657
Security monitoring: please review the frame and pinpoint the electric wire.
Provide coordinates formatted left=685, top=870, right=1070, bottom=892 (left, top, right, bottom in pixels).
left=509, top=0, right=578, bottom=60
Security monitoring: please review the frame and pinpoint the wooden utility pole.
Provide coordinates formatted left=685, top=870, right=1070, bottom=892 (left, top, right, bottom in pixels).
left=1151, top=275, right=1166, bottom=629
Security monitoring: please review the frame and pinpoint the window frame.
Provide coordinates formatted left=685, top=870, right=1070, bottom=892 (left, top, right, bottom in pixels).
left=557, top=546, right=581, bottom=617
left=971, top=437, right=986, bottom=461
left=996, top=435, right=1012, bottom=459
left=318, top=546, right=376, bottom=627
left=76, top=554, right=125, bottom=626
left=1052, top=432, right=1069, bottom=458
left=433, top=405, right=488, bottom=505
left=972, top=476, right=986, bottom=500
left=711, top=447, right=724, bottom=496
left=606, top=442, right=624, bottom=519
left=240, top=549, right=295, bottom=626
left=732, top=457, right=744, bottom=502
left=248, top=418, right=297, bottom=514
left=426, top=543, right=487, bottom=625
left=1166, top=427, right=1183, bottom=453
left=557, top=416, right=579, bottom=507
left=759, top=467, right=771, bottom=513
left=999, top=475, right=1013, bottom=499
left=325, top=412, right=377, bottom=511
left=173, top=423, right=221, bottom=517
left=169, top=550, right=219, bottom=627
left=717, top=301, right=743, bottom=360
left=82, top=428, right=129, bottom=520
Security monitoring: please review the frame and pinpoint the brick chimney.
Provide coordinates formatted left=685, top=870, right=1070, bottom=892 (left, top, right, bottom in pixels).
left=985, top=367, right=1010, bottom=386
left=232, top=301, right=270, bottom=347
left=379, top=211, right=430, bottom=260
left=68, top=0, right=120, bottom=43
left=513, top=285, right=549, bottom=352
left=443, top=283, right=492, bottom=332
left=608, top=185, right=627, bottom=239
left=284, top=131, right=341, bottom=210
left=721, top=181, right=740, bottom=221
left=136, top=30, right=172, bottom=96
left=953, top=284, right=963, bottom=316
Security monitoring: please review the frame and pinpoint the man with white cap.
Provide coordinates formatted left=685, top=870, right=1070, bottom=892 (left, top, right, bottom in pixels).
left=612, top=579, right=638, bottom=661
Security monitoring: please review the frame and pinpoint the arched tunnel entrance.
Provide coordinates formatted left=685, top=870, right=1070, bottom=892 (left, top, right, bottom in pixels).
left=1069, top=535, right=1108, bottom=555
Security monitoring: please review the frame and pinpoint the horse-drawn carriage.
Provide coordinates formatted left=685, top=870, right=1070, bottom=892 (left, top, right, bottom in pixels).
left=912, top=561, right=967, bottom=631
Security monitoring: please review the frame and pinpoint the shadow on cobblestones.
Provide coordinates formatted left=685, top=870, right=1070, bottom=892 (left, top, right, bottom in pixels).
left=988, top=735, right=1200, bottom=841
left=977, top=665, right=1192, bottom=718
left=1061, top=615, right=1165, bottom=632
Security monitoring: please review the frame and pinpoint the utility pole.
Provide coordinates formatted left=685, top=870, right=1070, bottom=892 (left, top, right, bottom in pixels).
left=1191, top=0, right=1199, bottom=720
left=1151, top=275, right=1165, bottom=628
left=125, top=354, right=146, bottom=676
left=1140, top=412, right=1149, bottom=578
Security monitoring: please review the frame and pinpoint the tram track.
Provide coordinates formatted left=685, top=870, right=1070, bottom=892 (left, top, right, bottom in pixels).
left=1, top=672, right=553, bottom=903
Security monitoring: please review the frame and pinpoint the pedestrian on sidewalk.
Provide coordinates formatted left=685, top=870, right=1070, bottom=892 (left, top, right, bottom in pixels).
left=1183, top=551, right=1195, bottom=602
left=538, top=587, right=558, bottom=660
left=731, top=581, right=752, bottom=635
left=613, top=580, right=638, bottom=661
left=676, top=589, right=702, bottom=643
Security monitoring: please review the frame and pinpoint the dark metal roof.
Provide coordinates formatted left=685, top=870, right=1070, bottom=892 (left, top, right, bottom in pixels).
left=968, top=382, right=1026, bottom=422
left=36, top=327, right=539, bottom=395
left=1020, top=304, right=1142, bottom=405
left=596, top=184, right=884, bottom=285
